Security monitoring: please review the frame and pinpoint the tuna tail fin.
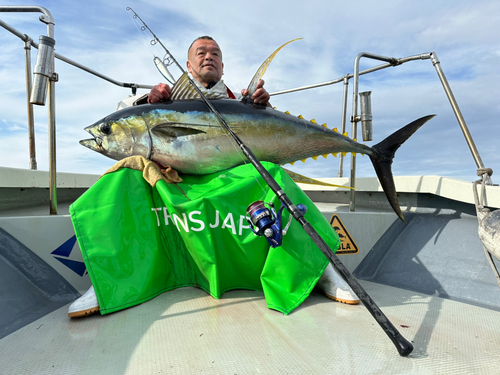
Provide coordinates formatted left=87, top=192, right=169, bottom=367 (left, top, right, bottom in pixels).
left=245, top=38, right=302, bottom=98
left=368, top=115, right=436, bottom=222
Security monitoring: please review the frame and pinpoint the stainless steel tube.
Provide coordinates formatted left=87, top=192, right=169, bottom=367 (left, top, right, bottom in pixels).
left=270, top=60, right=409, bottom=97
left=338, top=76, right=350, bottom=177
left=350, top=53, right=399, bottom=212
left=430, top=52, right=485, bottom=171
left=24, top=37, right=37, bottom=170
left=269, top=53, right=434, bottom=185
left=53, top=52, right=154, bottom=90
left=0, top=8, right=156, bottom=215
left=0, top=6, right=56, bottom=106
left=48, top=75, right=57, bottom=215
left=359, top=91, right=373, bottom=142
left=0, top=6, right=54, bottom=37
left=0, top=19, right=153, bottom=91
left=30, top=35, right=55, bottom=105
left=348, top=53, right=432, bottom=212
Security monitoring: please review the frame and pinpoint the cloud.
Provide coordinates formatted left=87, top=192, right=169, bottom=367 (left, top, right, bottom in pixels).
left=1, top=0, right=499, bottom=183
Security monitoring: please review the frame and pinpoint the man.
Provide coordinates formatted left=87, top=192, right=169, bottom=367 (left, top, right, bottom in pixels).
left=147, top=36, right=271, bottom=105
left=68, top=36, right=358, bottom=318
left=147, top=36, right=358, bottom=306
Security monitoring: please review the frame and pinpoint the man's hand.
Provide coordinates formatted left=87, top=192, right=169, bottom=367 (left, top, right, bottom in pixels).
left=148, top=83, right=172, bottom=103
left=241, top=79, right=270, bottom=105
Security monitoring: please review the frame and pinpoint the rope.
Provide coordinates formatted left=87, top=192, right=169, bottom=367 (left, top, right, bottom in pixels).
left=477, top=167, right=493, bottom=177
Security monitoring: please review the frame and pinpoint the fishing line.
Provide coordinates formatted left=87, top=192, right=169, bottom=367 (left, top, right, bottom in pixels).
left=127, top=10, right=156, bottom=57
left=127, top=7, right=178, bottom=84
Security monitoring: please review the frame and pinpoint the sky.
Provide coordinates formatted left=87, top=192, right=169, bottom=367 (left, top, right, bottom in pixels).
left=1, top=0, right=499, bottom=183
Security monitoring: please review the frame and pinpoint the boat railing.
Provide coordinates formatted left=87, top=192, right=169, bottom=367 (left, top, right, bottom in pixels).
left=1, top=6, right=492, bottom=216
left=269, top=51, right=492, bottom=212
left=0, top=6, right=153, bottom=215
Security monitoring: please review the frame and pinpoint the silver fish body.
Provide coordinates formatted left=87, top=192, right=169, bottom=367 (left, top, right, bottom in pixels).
left=82, top=99, right=374, bottom=174
left=81, top=98, right=434, bottom=220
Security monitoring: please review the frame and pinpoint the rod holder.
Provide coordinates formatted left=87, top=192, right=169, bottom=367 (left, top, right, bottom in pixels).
left=30, top=35, right=55, bottom=105
left=359, top=91, right=373, bottom=141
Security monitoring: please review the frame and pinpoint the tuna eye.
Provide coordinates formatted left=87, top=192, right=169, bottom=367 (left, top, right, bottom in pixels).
left=100, top=123, right=111, bottom=135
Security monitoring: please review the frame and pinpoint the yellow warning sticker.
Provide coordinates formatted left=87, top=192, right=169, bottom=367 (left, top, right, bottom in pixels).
left=329, top=214, right=359, bottom=254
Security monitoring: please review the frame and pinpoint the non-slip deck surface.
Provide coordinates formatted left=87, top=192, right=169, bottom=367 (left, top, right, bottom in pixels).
left=1, top=280, right=499, bottom=374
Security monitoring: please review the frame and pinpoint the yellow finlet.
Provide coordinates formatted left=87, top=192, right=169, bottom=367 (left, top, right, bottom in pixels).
left=298, top=115, right=304, bottom=119
left=301, top=158, right=306, bottom=162
left=290, top=161, right=295, bottom=165
left=352, top=152, right=357, bottom=156
left=343, top=132, right=348, bottom=137
left=353, top=138, right=357, bottom=142
left=310, top=119, right=317, bottom=124
left=332, top=153, right=338, bottom=157
left=322, top=123, right=328, bottom=128
left=333, top=127, right=338, bottom=132
left=342, top=152, right=347, bottom=157
left=285, top=111, right=291, bottom=115
left=312, top=155, right=318, bottom=161
left=322, top=154, right=328, bottom=159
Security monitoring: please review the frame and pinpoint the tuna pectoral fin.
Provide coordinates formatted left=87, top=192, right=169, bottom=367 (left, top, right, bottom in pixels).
left=369, top=115, right=436, bottom=222
left=151, top=124, right=206, bottom=138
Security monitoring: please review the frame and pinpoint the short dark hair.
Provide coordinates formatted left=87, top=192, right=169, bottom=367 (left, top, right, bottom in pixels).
left=187, top=36, right=221, bottom=59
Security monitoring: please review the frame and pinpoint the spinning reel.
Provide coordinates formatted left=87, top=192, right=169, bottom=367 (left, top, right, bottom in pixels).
left=246, top=200, right=307, bottom=248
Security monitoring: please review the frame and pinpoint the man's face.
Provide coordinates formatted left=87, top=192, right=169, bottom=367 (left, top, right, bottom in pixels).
left=186, top=39, right=224, bottom=87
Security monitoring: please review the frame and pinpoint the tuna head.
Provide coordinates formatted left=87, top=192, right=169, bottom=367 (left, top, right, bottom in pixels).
left=80, top=113, right=152, bottom=161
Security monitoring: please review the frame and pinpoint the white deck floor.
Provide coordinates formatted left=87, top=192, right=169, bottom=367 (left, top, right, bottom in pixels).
left=1, top=280, right=499, bottom=374
left=2, top=171, right=499, bottom=374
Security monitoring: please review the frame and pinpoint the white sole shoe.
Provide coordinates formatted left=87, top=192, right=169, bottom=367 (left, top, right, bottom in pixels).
left=68, top=285, right=100, bottom=318
left=317, top=263, right=360, bottom=305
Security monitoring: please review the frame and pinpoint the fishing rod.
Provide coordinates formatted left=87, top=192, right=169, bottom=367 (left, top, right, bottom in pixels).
left=127, top=7, right=177, bottom=84
left=126, top=7, right=414, bottom=357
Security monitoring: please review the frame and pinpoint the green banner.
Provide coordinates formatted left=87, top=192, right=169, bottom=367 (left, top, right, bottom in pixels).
left=70, top=162, right=340, bottom=315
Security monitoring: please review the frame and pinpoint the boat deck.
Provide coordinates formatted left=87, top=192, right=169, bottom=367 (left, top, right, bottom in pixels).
left=1, top=172, right=500, bottom=374
left=1, top=280, right=499, bottom=374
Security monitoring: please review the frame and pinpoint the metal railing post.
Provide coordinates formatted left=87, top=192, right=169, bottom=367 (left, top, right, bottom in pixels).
left=23, top=37, right=37, bottom=170
left=48, top=73, right=58, bottom=214
left=349, top=53, right=399, bottom=212
left=430, top=52, right=488, bottom=181
left=338, top=75, right=350, bottom=177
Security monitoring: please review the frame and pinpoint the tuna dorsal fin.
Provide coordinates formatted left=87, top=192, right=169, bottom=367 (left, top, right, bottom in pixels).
left=170, top=72, right=200, bottom=100
left=245, top=38, right=302, bottom=98
left=170, top=72, right=226, bottom=101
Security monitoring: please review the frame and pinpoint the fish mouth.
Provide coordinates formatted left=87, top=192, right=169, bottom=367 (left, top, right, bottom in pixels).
left=80, top=125, right=103, bottom=152
left=79, top=137, right=102, bottom=152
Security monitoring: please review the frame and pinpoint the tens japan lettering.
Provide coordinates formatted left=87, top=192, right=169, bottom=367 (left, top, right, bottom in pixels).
left=151, top=207, right=252, bottom=236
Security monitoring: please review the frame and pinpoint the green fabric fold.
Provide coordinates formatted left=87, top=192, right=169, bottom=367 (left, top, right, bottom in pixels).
left=70, top=162, right=339, bottom=315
